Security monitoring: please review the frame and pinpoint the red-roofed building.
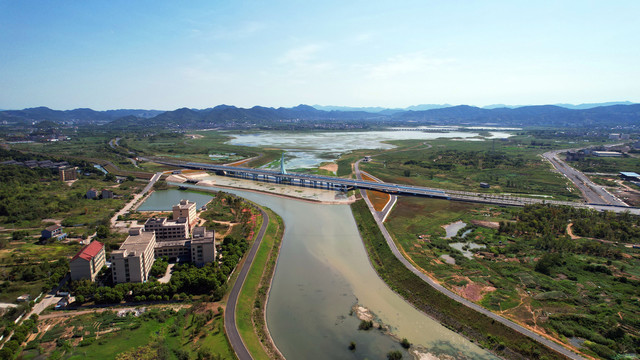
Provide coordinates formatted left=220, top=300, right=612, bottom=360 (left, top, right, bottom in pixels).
left=70, top=241, right=106, bottom=281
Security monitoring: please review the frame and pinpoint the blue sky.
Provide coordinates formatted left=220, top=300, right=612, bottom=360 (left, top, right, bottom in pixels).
left=1, top=1, right=638, bottom=110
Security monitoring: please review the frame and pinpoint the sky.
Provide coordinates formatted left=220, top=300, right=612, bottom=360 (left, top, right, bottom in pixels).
left=1, top=0, right=639, bottom=110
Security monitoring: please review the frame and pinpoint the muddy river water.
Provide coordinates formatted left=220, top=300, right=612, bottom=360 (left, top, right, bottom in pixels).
left=142, top=186, right=496, bottom=359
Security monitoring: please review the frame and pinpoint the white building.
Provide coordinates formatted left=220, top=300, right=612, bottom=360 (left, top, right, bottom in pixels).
left=111, top=228, right=156, bottom=283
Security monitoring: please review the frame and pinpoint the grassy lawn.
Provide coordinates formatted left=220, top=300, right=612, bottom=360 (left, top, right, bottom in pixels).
left=23, top=306, right=234, bottom=359
left=236, top=207, right=284, bottom=360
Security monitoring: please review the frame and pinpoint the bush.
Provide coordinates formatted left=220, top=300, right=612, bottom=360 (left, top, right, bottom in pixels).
left=400, top=338, right=411, bottom=349
left=358, top=320, right=374, bottom=330
left=387, top=350, right=403, bottom=360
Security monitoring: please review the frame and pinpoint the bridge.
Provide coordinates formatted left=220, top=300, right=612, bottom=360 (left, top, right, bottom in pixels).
left=155, top=159, right=639, bottom=213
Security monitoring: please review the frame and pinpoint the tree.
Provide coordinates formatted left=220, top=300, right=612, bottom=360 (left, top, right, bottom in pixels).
left=387, top=350, right=403, bottom=360
left=96, top=225, right=110, bottom=239
left=400, top=338, right=411, bottom=349
left=104, top=173, right=116, bottom=182
left=126, top=175, right=135, bottom=182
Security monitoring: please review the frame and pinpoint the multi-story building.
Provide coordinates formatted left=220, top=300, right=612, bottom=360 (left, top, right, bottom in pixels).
left=59, top=166, right=77, bottom=181
left=144, top=217, right=189, bottom=241
left=86, top=188, right=98, bottom=199
left=42, top=225, right=65, bottom=240
left=101, top=189, right=114, bottom=199
left=111, top=228, right=156, bottom=284
left=173, top=199, right=197, bottom=229
left=154, top=227, right=215, bottom=265
left=190, top=227, right=216, bottom=266
left=70, top=241, right=106, bottom=281
left=154, top=240, right=192, bottom=261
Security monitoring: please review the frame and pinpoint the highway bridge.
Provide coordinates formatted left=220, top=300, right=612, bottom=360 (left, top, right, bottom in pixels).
left=155, top=159, right=639, bottom=213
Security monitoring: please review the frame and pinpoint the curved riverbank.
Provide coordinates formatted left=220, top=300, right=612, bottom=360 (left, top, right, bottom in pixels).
left=141, top=186, right=495, bottom=359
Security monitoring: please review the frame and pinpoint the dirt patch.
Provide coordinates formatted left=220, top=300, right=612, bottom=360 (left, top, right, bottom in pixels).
left=186, top=134, right=204, bottom=139
left=360, top=172, right=391, bottom=211
left=470, top=219, right=500, bottom=229
left=319, top=162, right=338, bottom=173
left=41, top=219, right=62, bottom=225
left=566, top=223, right=580, bottom=239
left=451, top=278, right=496, bottom=302
left=226, top=158, right=253, bottom=167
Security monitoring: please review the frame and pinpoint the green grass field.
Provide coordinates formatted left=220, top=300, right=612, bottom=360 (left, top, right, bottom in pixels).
left=236, top=207, right=284, bottom=360
left=22, top=306, right=234, bottom=360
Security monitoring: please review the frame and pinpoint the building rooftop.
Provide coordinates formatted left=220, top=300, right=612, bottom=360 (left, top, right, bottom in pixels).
left=174, top=199, right=196, bottom=210
left=620, top=172, right=640, bottom=177
left=156, top=239, right=190, bottom=247
left=45, top=224, right=61, bottom=231
left=71, top=241, right=104, bottom=262
left=145, top=217, right=168, bottom=226
left=113, top=232, right=155, bottom=257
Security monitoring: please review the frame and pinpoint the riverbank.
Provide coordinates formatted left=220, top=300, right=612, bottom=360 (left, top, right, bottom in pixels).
left=350, top=199, right=569, bottom=360
left=237, top=206, right=285, bottom=359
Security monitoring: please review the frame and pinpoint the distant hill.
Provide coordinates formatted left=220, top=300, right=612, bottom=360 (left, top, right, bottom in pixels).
left=2, top=103, right=639, bottom=129
left=552, top=101, right=637, bottom=109
left=0, top=107, right=163, bottom=125
left=313, top=104, right=453, bottom=112
left=394, top=104, right=640, bottom=127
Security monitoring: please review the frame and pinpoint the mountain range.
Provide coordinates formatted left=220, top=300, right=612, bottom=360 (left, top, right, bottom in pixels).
left=1, top=103, right=639, bottom=129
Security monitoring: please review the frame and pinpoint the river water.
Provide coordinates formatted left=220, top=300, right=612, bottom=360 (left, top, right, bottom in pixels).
left=142, top=186, right=496, bottom=359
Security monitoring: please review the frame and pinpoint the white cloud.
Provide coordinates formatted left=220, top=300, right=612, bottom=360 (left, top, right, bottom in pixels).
left=278, top=44, right=324, bottom=65
left=365, top=52, right=455, bottom=79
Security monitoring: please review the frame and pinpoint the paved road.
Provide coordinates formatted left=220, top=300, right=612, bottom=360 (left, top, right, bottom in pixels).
left=110, top=171, right=162, bottom=226
left=358, top=191, right=586, bottom=359
left=354, top=157, right=586, bottom=359
left=224, top=207, right=270, bottom=360
left=354, top=158, right=397, bottom=222
left=542, top=149, right=627, bottom=206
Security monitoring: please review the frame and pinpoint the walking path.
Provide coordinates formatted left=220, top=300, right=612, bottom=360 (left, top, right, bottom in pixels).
left=224, top=207, right=270, bottom=360
left=110, top=172, right=162, bottom=227
left=354, top=157, right=586, bottom=360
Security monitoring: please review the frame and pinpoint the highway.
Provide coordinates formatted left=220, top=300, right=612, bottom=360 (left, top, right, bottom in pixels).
left=541, top=149, right=627, bottom=206
left=224, top=206, right=270, bottom=360
left=154, top=158, right=640, bottom=214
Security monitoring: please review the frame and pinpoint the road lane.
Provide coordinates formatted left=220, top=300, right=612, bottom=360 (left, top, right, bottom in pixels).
left=224, top=207, right=270, bottom=360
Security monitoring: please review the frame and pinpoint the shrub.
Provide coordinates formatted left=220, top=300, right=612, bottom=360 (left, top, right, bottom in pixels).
left=358, top=320, right=374, bottom=330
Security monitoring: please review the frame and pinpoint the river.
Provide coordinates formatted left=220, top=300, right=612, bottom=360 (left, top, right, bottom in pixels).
left=141, top=187, right=496, bottom=359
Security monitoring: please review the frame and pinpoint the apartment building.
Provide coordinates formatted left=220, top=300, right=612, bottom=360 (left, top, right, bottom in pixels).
left=70, top=241, right=106, bottom=281
left=111, top=228, right=156, bottom=284
left=190, top=227, right=216, bottom=266
left=144, top=217, right=189, bottom=241
left=173, top=199, right=197, bottom=230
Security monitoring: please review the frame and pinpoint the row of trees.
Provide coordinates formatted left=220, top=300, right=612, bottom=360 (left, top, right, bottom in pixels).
left=403, top=150, right=528, bottom=171
left=499, top=204, right=640, bottom=243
